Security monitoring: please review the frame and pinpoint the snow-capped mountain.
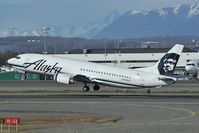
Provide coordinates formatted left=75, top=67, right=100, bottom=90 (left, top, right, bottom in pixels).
left=0, top=28, right=41, bottom=38
left=96, top=3, right=199, bottom=39
left=60, top=10, right=120, bottom=38
left=0, top=11, right=120, bottom=38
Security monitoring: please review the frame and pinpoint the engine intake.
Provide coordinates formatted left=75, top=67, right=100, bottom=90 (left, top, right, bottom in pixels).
left=54, top=73, right=74, bottom=84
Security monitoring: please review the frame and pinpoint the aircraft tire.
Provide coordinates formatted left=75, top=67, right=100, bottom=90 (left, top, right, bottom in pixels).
left=83, top=86, right=90, bottom=92
left=93, top=84, right=100, bottom=91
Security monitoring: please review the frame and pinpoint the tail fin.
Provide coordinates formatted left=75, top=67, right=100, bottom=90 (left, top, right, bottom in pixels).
left=136, top=44, right=184, bottom=75
left=155, top=44, right=184, bottom=75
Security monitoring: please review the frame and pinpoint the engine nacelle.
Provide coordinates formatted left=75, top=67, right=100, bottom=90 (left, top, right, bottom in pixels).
left=54, top=73, right=74, bottom=84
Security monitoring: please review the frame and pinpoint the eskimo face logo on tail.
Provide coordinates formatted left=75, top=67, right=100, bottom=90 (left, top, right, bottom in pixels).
left=24, top=59, right=62, bottom=74
left=158, top=53, right=180, bottom=75
left=163, top=58, right=177, bottom=73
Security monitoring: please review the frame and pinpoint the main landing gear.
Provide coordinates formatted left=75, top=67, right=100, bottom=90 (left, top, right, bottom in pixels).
left=93, top=84, right=100, bottom=91
left=83, top=85, right=90, bottom=92
left=82, top=84, right=100, bottom=92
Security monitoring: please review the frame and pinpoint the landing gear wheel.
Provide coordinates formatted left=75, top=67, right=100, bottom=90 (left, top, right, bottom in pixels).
left=93, top=84, right=100, bottom=91
left=83, top=86, right=90, bottom=92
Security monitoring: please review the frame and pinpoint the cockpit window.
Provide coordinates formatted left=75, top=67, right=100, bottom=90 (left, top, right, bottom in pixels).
left=15, top=56, right=21, bottom=59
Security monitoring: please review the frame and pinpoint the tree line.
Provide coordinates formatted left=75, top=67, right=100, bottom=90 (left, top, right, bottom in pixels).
left=0, top=52, right=18, bottom=66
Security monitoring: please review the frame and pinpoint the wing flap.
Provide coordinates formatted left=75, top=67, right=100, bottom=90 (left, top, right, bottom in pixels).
left=73, top=74, right=92, bottom=83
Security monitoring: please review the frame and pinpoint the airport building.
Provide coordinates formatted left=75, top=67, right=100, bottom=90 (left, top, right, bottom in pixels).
left=0, top=72, right=40, bottom=80
left=54, top=47, right=198, bottom=73
left=0, top=65, right=41, bottom=80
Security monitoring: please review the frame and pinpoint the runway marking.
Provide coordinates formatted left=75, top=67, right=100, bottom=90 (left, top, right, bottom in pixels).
left=76, top=103, right=196, bottom=132
left=131, top=104, right=195, bottom=123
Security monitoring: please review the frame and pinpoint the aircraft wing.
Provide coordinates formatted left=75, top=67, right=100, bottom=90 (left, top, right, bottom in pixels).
left=73, top=75, right=109, bottom=85
left=73, top=75, right=136, bottom=88
left=73, top=74, right=93, bottom=83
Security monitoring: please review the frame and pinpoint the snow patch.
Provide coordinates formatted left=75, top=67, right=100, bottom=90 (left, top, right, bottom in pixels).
left=173, top=4, right=182, bottom=15
left=0, top=31, right=9, bottom=38
left=129, top=10, right=148, bottom=16
left=157, top=9, right=168, bottom=16
left=189, top=3, right=199, bottom=16
left=31, top=30, right=40, bottom=36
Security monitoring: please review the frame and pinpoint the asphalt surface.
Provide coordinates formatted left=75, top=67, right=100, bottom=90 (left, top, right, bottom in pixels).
left=0, top=80, right=199, bottom=93
left=0, top=80, right=198, bottom=133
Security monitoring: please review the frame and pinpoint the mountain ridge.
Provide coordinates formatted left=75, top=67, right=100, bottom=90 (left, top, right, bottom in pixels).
left=95, top=3, right=199, bottom=39
left=0, top=11, right=120, bottom=39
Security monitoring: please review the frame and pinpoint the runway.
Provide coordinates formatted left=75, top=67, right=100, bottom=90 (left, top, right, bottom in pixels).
left=0, top=94, right=199, bottom=133
left=0, top=80, right=198, bottom=133
left=0, top=80, right=199, bottom=93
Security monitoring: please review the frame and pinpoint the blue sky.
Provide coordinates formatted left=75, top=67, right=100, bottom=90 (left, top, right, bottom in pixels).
left=0, top=0, right=199, bottom=29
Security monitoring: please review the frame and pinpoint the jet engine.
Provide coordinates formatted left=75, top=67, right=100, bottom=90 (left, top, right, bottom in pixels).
left=54, top=73, right=74, bottom=84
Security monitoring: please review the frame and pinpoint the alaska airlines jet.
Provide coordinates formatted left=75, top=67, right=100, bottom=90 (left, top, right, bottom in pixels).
left=7, top=44, right=183, bottom=91
left=185, top=59, right=199, bottom=77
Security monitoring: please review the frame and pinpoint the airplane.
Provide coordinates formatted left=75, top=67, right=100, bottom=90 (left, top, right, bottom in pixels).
left=185, top=59, right=199, bottom=77
left=7, top=44, right=183, bottom=92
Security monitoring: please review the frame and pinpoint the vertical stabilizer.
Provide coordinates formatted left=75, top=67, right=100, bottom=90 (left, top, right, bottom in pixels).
left=136, top=44, right=184, bottom=75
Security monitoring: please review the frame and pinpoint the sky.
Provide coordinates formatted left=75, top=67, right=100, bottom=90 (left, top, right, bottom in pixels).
left=0, top=0, right=199, bottom=29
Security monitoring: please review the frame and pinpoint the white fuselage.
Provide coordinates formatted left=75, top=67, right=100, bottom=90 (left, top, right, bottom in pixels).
left=8, top=54, right=171, bottom=88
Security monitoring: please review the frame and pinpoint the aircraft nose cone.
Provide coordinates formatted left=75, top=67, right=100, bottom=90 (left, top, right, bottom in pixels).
left=185, top=65, right=192, bottom=73
left=185, top=65, right=190, bottom=71
left=7, top=58, right=14, bottom=65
